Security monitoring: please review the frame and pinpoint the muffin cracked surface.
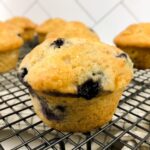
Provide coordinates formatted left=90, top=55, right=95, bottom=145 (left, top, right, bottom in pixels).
left=19, top=38, right=132, bottom=94
left=19, top=38, right=133, bottom=132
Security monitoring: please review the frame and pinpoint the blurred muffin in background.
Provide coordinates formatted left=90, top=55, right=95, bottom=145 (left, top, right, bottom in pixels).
left=46, top=21, right=100, bottom=42
left=114, top=23, right=150, bottom=69
left=0, top=22, right=23, bottom=37
left=6, top=16, right=37, bottom=42
left=36, top=18, right=66, bottom=43
left=0, top=30, right=23, bottom=73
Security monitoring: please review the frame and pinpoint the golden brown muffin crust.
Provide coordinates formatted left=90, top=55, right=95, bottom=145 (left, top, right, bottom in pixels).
left=36, top=18, right=66, bottom=34
left=0, top=31, right=23, bottom=52
left=114, top=23, right=150, bottom=48
left=19, top=38, right=133, bottom=93
left=6, top=16, right=36, bottom=29
left=46, top=21, right=100, bottom=42
left=0, top=22, right=24, bottom=35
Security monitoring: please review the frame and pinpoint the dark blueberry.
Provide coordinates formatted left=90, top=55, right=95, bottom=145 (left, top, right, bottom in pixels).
left=17, top=33, right=21, bottom=37
left=51, top=38, right=64, bottom=48
left=55, top=105, right=66, bottom=112
left=20, top=68, right=28, bottom=78
left=17, top=68, right=30, bottom=87
left=77, top=79, right=100, bottom=100
left=116, top=53, right=127, bottom=59
left=40, top=100, right=62, bottom=120
left=92, top=71, right=103, bottom=76
left=18, top=68, right=28, bottom=81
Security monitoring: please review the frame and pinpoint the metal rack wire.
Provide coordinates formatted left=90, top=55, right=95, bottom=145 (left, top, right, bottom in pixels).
left=0, top=68, right=150, bottom=150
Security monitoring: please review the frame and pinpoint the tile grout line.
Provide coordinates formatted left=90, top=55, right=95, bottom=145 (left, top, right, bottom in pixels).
left=75, top=0, right=96, bottom=24
left=121, top=1, right=139, bottom=22
left=22, top=0, right=38, bottom=16
left=1, top=0, right=14, bottom=16
left=37, top=0, right=52, bottom=18
left=92, top=1, right=122, bottom=28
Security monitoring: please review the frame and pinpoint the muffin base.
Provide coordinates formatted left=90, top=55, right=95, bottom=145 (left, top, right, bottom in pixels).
left=31, top=90, right=123, bottom=132
left=0, top=49, right=19, bottom=73
left=120, top=47, right=150, bottom=69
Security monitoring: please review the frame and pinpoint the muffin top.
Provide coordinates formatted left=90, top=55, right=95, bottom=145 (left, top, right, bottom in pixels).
left=0, top=30, right=23, bottom=52
left=19, top=38, right=133, bottom=99
left=36, top=18, right=66, bottom=34
left=114, top=23, right=150, bottom=48
left=46, top=21, right=100, bottom=42
left=6, top=16, right=36, bottom=29
left=0, top=22, right=23, bottom=36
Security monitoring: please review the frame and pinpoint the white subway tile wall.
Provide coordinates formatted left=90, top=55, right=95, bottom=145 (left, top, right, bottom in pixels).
left=0, top=0, right=148, bottom=44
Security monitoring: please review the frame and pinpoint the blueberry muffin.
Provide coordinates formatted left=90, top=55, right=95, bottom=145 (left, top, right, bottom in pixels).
left=0, top=22, right=23, bottom=37
left=114, top=23, right=150, bottom=69
left=36, top=18, right=66, bottom=43
left=0, top=31, right=23, bottom=73
left=6, top=16, right=37, bottom=42
left=46, top=21, right=100, bottom=42
left=18, top=38, right=133, bottom=132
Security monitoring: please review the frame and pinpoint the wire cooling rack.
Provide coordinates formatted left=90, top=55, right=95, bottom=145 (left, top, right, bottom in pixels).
left=0, top=68, right=150, bottom=150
